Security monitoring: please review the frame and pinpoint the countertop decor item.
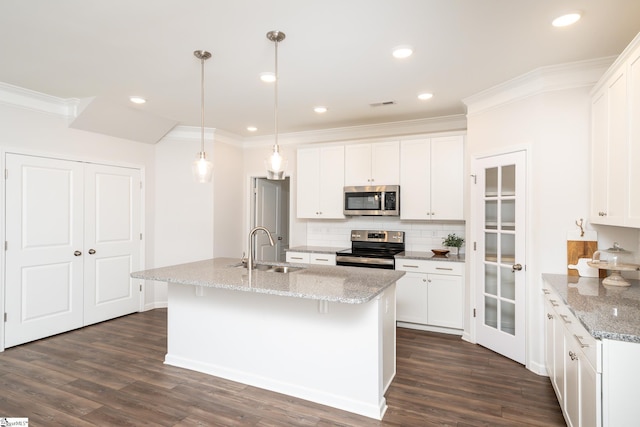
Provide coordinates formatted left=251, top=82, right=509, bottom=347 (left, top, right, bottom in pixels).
left=442, top=233, right=464, bottom=255
left=431, top=249, right=450, bottom=257
left=566, top=229, right=603, bottom=278
left=587, top=242, right=640, bottom=287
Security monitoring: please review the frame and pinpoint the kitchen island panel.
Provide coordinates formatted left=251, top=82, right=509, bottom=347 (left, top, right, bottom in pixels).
left=165, top=282, right=396, bottom=420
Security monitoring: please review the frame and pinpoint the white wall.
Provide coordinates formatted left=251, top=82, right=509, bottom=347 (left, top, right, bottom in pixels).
left=465, top=63, right=640, bottom=374
left=213, top=136, right=244, bottom=258
left=466, top=87, right=591, bottom=373
left=150, top=129, right=245, bottom=306
left=0, top=103, right=157, bottom=306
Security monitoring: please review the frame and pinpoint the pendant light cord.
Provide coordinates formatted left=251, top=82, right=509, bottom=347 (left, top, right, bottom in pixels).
left=200, top=56, right=205, bottom=155
left=274, top=38, right=279, bottom=152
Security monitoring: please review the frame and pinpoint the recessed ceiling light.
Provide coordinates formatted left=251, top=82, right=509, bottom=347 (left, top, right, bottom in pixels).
left=260, top=72, right=276, bottom=83
left=418, top=93, right=433, bottom=100
left=314, top=106, right=327, bottom=113
left=392, top=46, right=413, bottom=59
left=552, top=12, right=581, bottom=27
left=129, top=96, right=146, bottom=104
left=247, top=126, right=258, bottom=132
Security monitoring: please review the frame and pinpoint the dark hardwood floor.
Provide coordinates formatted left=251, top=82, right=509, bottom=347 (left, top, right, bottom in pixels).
left=0, top=309, right=564, bottom=426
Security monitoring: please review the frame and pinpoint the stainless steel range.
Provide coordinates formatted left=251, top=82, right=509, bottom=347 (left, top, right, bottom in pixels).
left=336, top=230, right=405, bottom=269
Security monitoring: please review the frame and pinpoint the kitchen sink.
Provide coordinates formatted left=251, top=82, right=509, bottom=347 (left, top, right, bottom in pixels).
left=227, top=262, right=304, bottom=273
left=265, top=266, right=304, bottom=273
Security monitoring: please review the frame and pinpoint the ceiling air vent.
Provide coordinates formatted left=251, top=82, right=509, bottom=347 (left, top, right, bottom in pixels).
left=370, top=100, right=396, bottom=107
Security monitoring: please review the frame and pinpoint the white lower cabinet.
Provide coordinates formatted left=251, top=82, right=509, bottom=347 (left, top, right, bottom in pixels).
left=395, top=259, right=463, bottom=332
left=543, top=287, right=600, bottom=427
left=286, top=251, right=336, bottom=266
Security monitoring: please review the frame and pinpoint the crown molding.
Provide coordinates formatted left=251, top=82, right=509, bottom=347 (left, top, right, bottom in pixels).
left=0, top=81, right=79, bottom=117
left=463, top=57, right=616, bottom=117
left=241, top=114, right=467, bottom=148
left=592, top=31, right=640, bottom=94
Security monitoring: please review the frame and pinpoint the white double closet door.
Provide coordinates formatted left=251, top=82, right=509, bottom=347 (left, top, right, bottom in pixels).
left=5, top=154, right=142, bottom=348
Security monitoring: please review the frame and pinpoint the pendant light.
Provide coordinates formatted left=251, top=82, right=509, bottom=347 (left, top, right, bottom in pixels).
left=265, top=30, right=287, bottom=180
left=192, top=50, right=214, bottom=183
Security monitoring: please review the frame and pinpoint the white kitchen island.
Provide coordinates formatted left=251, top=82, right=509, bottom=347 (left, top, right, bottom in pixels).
left=131, top=258, right=404, bottom=420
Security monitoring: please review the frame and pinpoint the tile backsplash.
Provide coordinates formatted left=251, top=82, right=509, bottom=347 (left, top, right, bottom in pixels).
left=305, top=218, right=466, bottom=253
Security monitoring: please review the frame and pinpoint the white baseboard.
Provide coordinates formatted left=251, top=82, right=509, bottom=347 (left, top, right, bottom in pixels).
left=144, top=301, right=168, bottom=311
left=396, top=321, right=463, bottom=336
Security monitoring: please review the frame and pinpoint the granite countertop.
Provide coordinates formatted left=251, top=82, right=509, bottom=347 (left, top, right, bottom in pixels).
left=396, top=251, right=465, bottom=263
left=286, top=246, right=349, bottom=254
left=132, top=257, right=404, bottom=305
left=542, top=273, right=640, bottom=343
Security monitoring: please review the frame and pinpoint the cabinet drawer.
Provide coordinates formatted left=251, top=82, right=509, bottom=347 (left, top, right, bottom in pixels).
left=544, top=288, right=600, bottom=372
left=286, top=252, right=310, bottom=264
left=310, top=253, right=336, bottom=265
left=395, top=259, right=463, bottom=275
left=566, top=317, right=599, bottom=371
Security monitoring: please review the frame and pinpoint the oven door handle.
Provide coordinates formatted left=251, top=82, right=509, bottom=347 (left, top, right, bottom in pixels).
left=336, top=256, right=395, bottom=266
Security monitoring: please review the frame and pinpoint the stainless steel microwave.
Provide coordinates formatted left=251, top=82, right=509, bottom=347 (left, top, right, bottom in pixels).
left=343, top=185, right=400, bottom=216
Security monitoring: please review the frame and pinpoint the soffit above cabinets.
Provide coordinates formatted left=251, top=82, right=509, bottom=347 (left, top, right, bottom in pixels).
left=69, top=96, right=177, bottom=144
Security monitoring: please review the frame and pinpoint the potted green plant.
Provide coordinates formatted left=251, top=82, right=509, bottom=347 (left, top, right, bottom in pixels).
left=443, top=233, right=464, bottom=255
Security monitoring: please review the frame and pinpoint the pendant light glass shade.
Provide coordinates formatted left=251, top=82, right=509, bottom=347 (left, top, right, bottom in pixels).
left=193, top=50, right=213, bottom=183
left=193, top=152, right=213, bottom=183
left=266, top=148, right=286, bottom=180
left=265, top=30, right=287, bottom=180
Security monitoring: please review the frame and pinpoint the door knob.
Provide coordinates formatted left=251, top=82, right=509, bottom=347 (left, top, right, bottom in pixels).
left=88, top=249, right=96, bottom=255
left=512, top=263, right=523, bottom=272
left=74, top=250, right=82, bottom=256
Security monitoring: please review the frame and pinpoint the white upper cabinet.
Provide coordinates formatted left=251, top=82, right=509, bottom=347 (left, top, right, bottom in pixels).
left=590, top=33, right=640, bottom=228
left=344, top=141, right=400, bottom=186
left=400, top=136, right=464, bottom=220
left=628, top=45, right=640, bottom=227
left=297, top=145, right=345, bottom=219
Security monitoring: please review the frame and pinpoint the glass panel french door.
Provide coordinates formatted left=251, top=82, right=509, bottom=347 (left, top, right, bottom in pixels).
left=475, top=151, right=526, bottom=364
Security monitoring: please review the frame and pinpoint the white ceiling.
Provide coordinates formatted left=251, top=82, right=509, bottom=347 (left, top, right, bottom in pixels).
left=1, top=0, right=639, bottom=140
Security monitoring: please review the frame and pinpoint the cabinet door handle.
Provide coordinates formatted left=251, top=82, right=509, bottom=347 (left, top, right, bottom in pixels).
left=435, top=267, right=453, bottom=271
left=401, top=264, right=420, bottom=268
left=88, top=249, right=96, bottom=255
left=560, top=314, right=572, bottom=324
left=315, top=258, right=328, bottom=262
left=549, top=299, right=559, bottom=307
left=547, top=313, right=553, bottom=320
left=291, top=256, right=304, bottom=260
left=568, top=350, right=578, bottom=361
left=74, top=250, right=82, bottom=256
left=542, top=289, right=550, bottom=295
left=574, top=335, right=590, bottom=348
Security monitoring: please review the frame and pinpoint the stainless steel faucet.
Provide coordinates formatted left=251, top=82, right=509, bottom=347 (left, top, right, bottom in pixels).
left=247, top=226, right=275, bottom=270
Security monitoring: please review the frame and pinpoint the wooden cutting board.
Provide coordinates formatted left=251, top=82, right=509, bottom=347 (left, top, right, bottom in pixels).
left=566, top=231, right=605, bottom=278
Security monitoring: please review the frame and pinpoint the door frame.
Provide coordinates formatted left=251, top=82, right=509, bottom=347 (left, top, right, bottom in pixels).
left=0, top=148, right=147, bottom=352
left=468, top=146, right=531, bottom=366
left=249, top=176, right=290, bottom=262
